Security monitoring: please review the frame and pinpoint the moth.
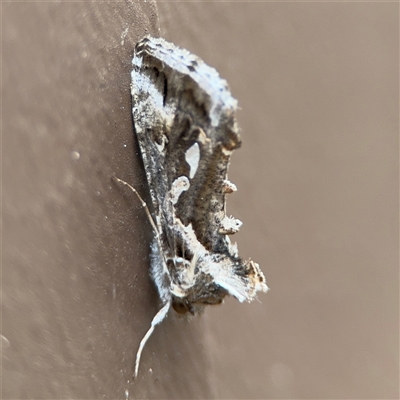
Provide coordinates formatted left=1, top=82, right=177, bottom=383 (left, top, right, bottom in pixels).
left=118, top=36, right=269, bottom=378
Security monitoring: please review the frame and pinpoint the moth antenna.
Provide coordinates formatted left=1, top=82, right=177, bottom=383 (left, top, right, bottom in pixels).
left=113, top=177, right=172, bottom=279
left=113, top=176, right=171, bottom=378
left=114, top=176, right=174, bottom=377
left=134, top=299, right=171, bottom=379
left=113, top=177, right=161, bottom=239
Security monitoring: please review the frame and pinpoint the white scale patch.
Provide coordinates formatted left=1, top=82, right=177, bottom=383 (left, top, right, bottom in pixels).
left=170, top=176, right=190, bottom=205
left=185, top=142, right=200, bottom=179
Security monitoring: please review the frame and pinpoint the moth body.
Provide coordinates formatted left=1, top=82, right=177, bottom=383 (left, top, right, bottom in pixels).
left=129, top=36, right=269, bottom=378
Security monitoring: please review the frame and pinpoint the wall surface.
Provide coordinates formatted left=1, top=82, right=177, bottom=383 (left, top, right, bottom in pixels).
left=2, top=1, right=399, bottom=399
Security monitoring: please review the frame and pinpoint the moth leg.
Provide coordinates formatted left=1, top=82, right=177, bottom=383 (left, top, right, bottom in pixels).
left=113, top=177, right=160, bottom=239
left=134, top=299, right=171, bottom=378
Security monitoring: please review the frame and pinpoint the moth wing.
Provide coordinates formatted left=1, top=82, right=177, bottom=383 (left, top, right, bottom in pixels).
left=131, top=37, right=241, bottom=254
